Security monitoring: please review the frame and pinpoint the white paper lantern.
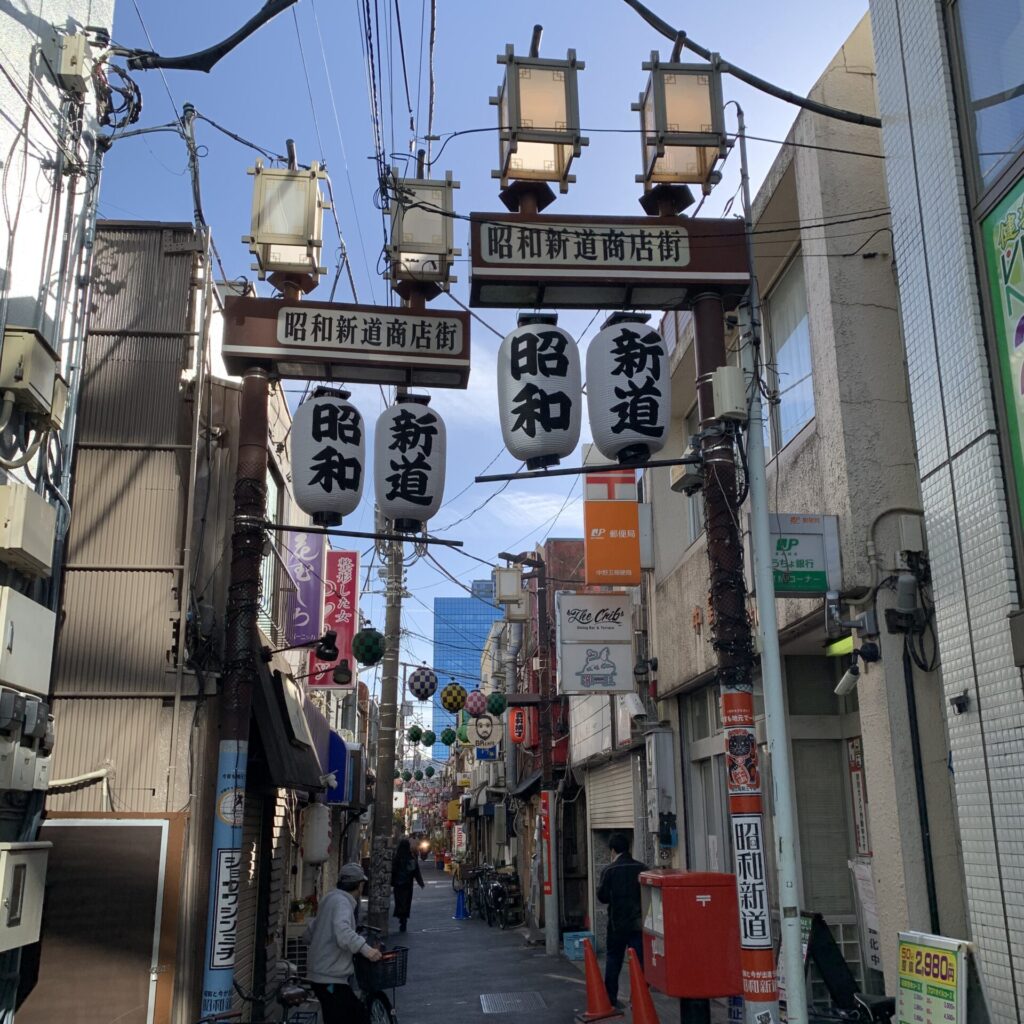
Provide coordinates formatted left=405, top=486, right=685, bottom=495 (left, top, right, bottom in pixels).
left=291, top=389, right=365, bottom=525
left=586, top=313, right=671, bottom=463
left=497, top=318, right=582, bottom=469
left=374, top=395, right=446, bottom=532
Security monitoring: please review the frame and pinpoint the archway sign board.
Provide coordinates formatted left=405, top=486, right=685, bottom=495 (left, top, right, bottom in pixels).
left=469, top=213, right=749, bottom=310
left=221, top=296, right=472, bottom=389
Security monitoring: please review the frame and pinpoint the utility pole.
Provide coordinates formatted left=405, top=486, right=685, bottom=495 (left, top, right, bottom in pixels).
left=732, top=101, right=807, bottom=1024
left=692, top=291, right=779, bottom=1024
left=368, top=525, right=405, bottom=934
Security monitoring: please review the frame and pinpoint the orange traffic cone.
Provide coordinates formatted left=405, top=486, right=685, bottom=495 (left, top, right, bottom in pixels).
left=575, top=938, right=625, bottom=1022
left=627, top=947, right=661, bottom=1024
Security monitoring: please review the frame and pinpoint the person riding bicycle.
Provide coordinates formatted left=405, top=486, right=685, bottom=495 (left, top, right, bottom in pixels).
left=302, top=863, right=383, bottom=1024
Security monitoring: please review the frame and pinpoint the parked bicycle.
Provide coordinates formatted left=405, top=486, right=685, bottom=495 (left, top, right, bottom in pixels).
left=355, top=924, right=408, bottom=1023
left=485, top=869, right=525, bottom=930
left=194, top=974, right=312, bottom=1024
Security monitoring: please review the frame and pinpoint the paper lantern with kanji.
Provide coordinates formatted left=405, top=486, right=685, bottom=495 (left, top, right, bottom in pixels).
left=465, top=690, right=487, bottom=718
left=440, top=682, right=467, bottom=713
left=508, top=707, right=527, bottom=744
left=352, top=627, right=385, bottom=666
left=374, top=395, right=446, bottom=533
left=409, top=665, right=439, bottom=701
left=586, top=314, right=670, bottom=464
left=487, top=692, right=508, bottom=716
left=440, top=727, right=457, bottom=746
left=291, top=389, right=365, bottom=525
left=497, top=320, right=582, bottom=470
left=421, top=730, right=436, bottom=748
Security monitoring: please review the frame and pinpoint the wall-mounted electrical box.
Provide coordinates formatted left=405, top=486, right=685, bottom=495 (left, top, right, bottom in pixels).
left=56, top=32, right=90, bottom=94
left=711, top=365, right=747, bottom=422
left=49, top=375, right=69, bottom=431
left=0, top=590, right=56, bottom=697
left=0, top=842, right=50, bottom=952
left=0, top=486, right=56, bottom=578
left=0, top=328, right=58, bottom=416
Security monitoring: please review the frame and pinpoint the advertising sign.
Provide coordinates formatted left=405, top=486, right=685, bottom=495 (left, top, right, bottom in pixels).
left=983, top=175, right=1024, bottom=526
left=559, top=643, right=634, bottom=694
left=308, top=550, right=359, bottom=689
left=467, top=714, right=499, bottom=747
left=453, top=824, right=468, bottom=856
left=221, top=295, right=471, bottom=388
left=557, top=593, right=631, bottom=643
left=557, top=592, right=635, bottom=695
left=750, top=513, right=841, bottom=596
left=897, top=932, right=968, bottom=1024
left=540, top=791, right=554, bottom=896
left=847, top=738, right=871, bottom=856
left=283, top=530, right=326, bottom=647
left=584, top=500, right=641, bottom=586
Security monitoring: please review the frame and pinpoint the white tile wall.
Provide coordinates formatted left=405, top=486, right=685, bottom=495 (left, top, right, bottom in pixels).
left=870, top=0, right=1024, bottom=1019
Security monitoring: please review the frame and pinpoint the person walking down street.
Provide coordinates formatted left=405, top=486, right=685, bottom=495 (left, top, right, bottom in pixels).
left=302, top=863, right=382, bottom=1024
left=392, top=836, right=425, bottom=933
left=596, top=832, right=645, bottom=1008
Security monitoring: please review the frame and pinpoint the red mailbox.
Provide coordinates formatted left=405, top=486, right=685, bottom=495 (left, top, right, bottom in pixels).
left=640, top=869, right=742, bottom=999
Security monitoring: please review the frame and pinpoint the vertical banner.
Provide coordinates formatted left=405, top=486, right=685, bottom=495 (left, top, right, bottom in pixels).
left=540, top=791, right=554, bottom=896
left=308, top=550, right=359, bottom=689
left=847, top=737, right=871, bottom=856
left=200, top=739, right=248, bottom=1015
left=284, top=530, right=326, bottom=646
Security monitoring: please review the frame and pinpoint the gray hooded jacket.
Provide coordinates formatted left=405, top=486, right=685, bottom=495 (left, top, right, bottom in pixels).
left=302, top=888, right=372, bottom=984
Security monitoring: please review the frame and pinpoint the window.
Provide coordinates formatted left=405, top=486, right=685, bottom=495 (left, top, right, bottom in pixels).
left=952, top=0, right=1024, bottom=191
left=685, top=405, right=705, bottom=545
left=765, top=255, right=814, bottom=452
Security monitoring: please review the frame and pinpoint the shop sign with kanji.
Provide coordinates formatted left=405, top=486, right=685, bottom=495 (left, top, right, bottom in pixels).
left=748, top=513, right=842, bottom=598
left=470, top=213, right=749, bottom=310
left=221, top=296, right=471, bottom=388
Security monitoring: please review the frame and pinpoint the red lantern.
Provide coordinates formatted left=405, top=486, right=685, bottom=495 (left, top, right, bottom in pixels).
left=509, top=707, right=527, bottom=744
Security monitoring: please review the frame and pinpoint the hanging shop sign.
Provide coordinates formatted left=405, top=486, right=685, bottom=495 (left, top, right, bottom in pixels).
left=983, top=175, right=1024, bottom=528
left=283, top=530, right=326, bottom=646
left=374, top=396, right=446, bottom=532
left=467, top=714, right=499, bottom=747
left=748, top=513, right=842, bottom=597
left=508, top=707, right=527, bottom=743
left=584, top=500, right=641, bottom=586
left=221, top=296, right=472, bottom=388
left=308, top=550, right=359, bottom=689
left=556, top=592, right=635, bottom=695
left=469, top=213, right=748, bottom=310
left=291, top=391, right=366, bottom=524
left=497, top=321, right=582, bottom=469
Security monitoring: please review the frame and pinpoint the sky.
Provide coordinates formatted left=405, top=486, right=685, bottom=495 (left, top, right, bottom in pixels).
left=100, top=0, right=872, bottom=704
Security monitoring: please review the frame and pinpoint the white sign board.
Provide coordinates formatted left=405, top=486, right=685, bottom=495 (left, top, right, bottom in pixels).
left=559, top=642, right=634, bottom=694
left=557, top=591, right=634, bottom=695
left=467, top=714, right=500, bottom=747
left=557, top=593, right=631, bottom=643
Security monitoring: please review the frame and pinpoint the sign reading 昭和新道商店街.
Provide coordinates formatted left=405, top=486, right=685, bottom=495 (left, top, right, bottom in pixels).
left=556, top=592, right=635, bottom=695
left=746, top=513, right=842, bottom=598
left=220, top=296, right=471, bottom=388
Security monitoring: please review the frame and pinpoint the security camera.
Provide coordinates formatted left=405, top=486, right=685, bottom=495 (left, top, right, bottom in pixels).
left=834, top=663, right=860, bottom=696
left=621, top=692, right=647, bottom=720
left=670, top=439, right=703, bottom=496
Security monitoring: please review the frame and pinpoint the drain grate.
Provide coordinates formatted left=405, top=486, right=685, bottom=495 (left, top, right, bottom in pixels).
left=480, top=992, right=547, bottom=1014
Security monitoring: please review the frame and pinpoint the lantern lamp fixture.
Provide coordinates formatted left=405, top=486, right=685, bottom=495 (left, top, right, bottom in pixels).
left=243, top=159, right=329, bottom=285
left=633, top=51, right=727, bottom=197
left=490, top=26, right=588, bottom=199
left=260, top=628, right=339, bottom=663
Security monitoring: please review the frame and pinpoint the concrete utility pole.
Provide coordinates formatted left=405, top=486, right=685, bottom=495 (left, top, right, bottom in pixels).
left=367, top=511, right=406, bottom=934
left=692, top=292, right=780, bottom=1024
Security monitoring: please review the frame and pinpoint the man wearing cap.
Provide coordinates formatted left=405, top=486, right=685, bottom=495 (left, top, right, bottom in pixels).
left=303, top=863, right=383, bottom=1023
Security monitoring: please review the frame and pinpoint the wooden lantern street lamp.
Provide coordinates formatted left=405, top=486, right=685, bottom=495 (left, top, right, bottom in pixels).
left=490, top=25, right=588, bottom=212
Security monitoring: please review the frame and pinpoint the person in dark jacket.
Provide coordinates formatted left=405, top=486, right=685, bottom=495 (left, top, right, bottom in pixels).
left=391, top=837, right=425, bottom=932
left=596, top=832, right=645, bottom=1007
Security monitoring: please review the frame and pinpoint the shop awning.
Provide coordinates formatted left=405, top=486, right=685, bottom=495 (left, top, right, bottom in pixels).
left=510, top=769, right=542, bottom=798
left=252, top=662, right=325, bottom=792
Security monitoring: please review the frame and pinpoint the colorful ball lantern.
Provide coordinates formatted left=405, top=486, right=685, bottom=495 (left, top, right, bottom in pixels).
left=508, top=707, right=527, bottom=744
left=440, top=682, right=467, bottom=713
left=414, top=770, right=424, bottom=781
left=465, top=690, right=487, bottom=718
left=374, top=395, right=447, bottom=533
left=425, top=765, right=435, bottom=778
left=407, top=725, right=423, bottom=743
left=487, top=691, right=508, bottom=716
left=393, top=769, right=401, bottom=779
left=408, top=665, right=439, bottom=700
left=497, top=318, right=582, bottom=470
left=457, top=723, right=469, bottom=744
left=440, top=727, right=457, bottom=746
left=422, top=730, right=436, bottom=747
left=352, top=627, right=385, bottom=666
left=586, top=313, right=671, bottom=464
left=290, top=389, right=366, bottom=526
left=402, top=770, right=413, bottom=782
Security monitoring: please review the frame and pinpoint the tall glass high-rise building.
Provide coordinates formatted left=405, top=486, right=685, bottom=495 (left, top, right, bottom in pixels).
left=431, top=580, right=503, bottom=760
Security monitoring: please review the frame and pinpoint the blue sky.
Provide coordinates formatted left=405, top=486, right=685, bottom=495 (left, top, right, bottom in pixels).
left=101, top=0, right=871, bottom=686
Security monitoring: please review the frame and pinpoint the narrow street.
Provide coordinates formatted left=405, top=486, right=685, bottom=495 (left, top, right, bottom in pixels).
left=382, top=868, right=678, bottom=1024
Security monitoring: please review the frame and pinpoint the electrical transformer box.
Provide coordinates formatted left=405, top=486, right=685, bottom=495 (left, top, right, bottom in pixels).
left=0, top=328, right=58, bottom=416
left=0, top=589, right=56, bottom=697
left=0, top=842, right=50, bottom=952
left=0, top=485, right=56, bottom=578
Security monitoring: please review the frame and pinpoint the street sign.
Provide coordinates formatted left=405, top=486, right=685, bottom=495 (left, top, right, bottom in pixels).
left=469, top=213, right=748, bottom=310
left=747, top=513, right=841, bottom=597
left=221, top=296, right=471, bottom=388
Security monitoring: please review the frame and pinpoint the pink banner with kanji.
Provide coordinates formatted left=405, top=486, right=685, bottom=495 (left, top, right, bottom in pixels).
left=308, top=550, right=359, bottom=689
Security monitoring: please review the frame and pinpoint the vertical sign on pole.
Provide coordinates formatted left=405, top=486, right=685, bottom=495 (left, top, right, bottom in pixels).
left=308, top=550, right=359, bottom=688
left=284, top=530, right=326, bottom=646
left=540, top=790, right=554, bottom=897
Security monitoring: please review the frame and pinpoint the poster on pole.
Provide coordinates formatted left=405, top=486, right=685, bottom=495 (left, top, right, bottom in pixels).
left=308, top=550, right=359, bottom=689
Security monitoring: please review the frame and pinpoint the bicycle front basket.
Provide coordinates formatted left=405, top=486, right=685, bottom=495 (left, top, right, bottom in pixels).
left=355, top=946, right=408, bottom=990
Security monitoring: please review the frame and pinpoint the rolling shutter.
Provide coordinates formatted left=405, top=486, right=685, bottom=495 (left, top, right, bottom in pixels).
left=587, top=757, right=635, bottom=830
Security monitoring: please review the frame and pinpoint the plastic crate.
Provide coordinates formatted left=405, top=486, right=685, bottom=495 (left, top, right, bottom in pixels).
left=563, top=931, right=595, bottom=961
left=354, top=946, right=408, bottom=990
